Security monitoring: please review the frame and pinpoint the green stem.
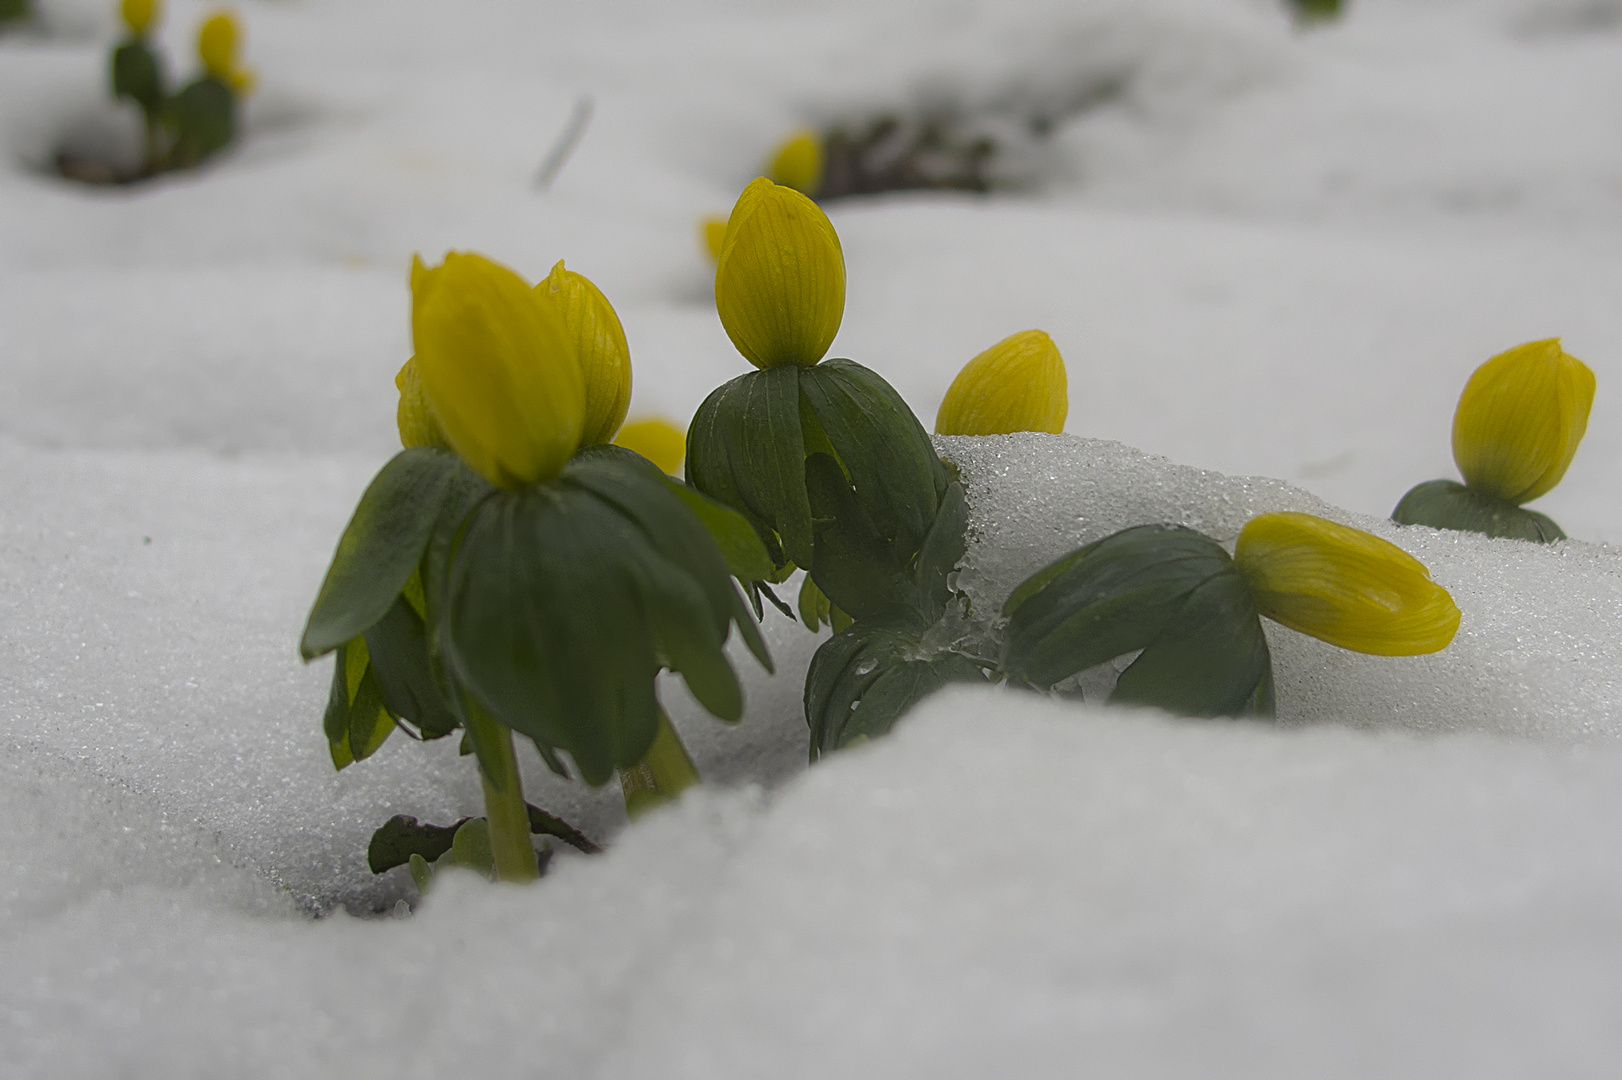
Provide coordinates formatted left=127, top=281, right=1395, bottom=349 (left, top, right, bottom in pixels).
left=619, top=708, right=700, bottom=820
left=142, top=112, right=164, bottom=176
left=465, top=709, right=539, bottom=883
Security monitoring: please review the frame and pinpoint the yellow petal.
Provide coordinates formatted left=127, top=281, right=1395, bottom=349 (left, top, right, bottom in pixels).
left=1451, top=338, right=1594, bottom=504
left=767, top=128, right=824, bottom=196
left=121, top=0, right=159, bottom=37
left=1234, top=512, right=1460, bottom=656
left=934, top=330, right=1068, bottom=436
left=614, top=416, right=687, bottom=476
left=700, top=215, right=728, bottom=263
left=197, top=10, right=242, bottom=83
left=715, top=177, right=845, bottom=369
left=536, top=261, right=631, bottom=445
left=394, top=356, right=451, bottom=451
left=412, top=252, right=585, bottom=489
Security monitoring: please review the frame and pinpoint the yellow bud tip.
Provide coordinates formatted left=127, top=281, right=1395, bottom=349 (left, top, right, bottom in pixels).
left=198, top=10, right=249, bottom=91
left=120, top=0, right=160, bottom=37
left=935, top=329, right=1068, bottom=436
left=767, top=128, right=825, bottom=196
left=411, top=252, right=586, bottom=489
left=700, top=215, right=728, bottom=263
left=1234, top=512, right=1460, bottom=656
left=715, top=177, right=846, bottom=370
left=614, top=416, right=687, bottom=476
left=536, top=260, right=632, bottom=445
left=1451, top=338, right=1595, bottom=505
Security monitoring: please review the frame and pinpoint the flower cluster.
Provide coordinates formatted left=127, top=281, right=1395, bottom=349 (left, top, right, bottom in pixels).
left=105, top=1, right=255, bottom=180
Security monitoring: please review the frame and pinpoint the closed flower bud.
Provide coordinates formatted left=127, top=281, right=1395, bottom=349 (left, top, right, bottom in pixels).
left=1451, top=338, right=1594, bottom=505
left=536, top=261, right=631, bottom=445
left=394, top=355, right=450, bottom=451
left=1234, top=512, right=1459, bottom=656
left=715, top=178, right=845, bottom=369
left=412, top=252, right=585, bottom=489
left=700, top=215, right=728, bottom=262
left=121, top=0, right=160, bottom=37
left=198, top=10, right=254, bottom=93
left=935, top=329, right=1068, bottom=436
left=614, top=416, right=687, bottom=476
left=767, top=128, right=824, bottom=196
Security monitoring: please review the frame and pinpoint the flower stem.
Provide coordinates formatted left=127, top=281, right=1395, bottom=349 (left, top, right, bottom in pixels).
left=464, top=708, right=538, bottom=883
left=619, top=707, right=700, bottom=820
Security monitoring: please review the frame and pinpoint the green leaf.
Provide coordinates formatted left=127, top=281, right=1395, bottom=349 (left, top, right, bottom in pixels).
left=447, top=818, right=495, bottom=878
left=804, top=608, right=988, bottom=757
left=165, top=76, right=236, bottom=164
left=301, top=448, right=486, bottom=660
left=800, top=358, right=947, bottom=560
left=804, top=453, right=915, bottom=619
left=913, top=480, right=968, bottom=614
left=799, top=572, right=833, bottom=631
left=526, top=804, right=603, bottom=855
left=663, top=478, right=776, bottom=583
left=1392, top=479, right=1565, bottom=542
left=347, top=665, right=395, bottom=763
left=368, top=814, right=467, bottom=874
left=687, top=366, right=814, bottom=568
left=1002, top=524, right=1273, bottom=718
left=363, top=594, right=461, bottom=739
left=110, top=40, right=165, bottom=115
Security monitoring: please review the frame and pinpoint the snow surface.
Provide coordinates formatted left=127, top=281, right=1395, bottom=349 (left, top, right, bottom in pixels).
left=5, top=0, right=1622, bottom=1074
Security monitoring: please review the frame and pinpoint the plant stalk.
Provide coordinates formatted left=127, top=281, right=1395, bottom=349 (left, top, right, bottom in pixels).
left=619, top=707, right=700, bottom=820
left=465, top=709, right=539, bottom=883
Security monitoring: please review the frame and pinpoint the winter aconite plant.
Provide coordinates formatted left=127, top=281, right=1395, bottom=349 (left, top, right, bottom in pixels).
left=83, top=1, right=253, bottom=182
left=686, top=180, right=1460, bottom=751
left=1393, top=339, right=1594, bottom=542
left=302, top=253, right=772, bottom=885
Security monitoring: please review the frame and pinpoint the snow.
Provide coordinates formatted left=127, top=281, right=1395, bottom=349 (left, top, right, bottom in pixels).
left=4, top=0, right=1622, bottom=1073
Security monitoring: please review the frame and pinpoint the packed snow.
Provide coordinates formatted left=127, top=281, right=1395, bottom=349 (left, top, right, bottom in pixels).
left=4, top=0, right=1622, bottom=1075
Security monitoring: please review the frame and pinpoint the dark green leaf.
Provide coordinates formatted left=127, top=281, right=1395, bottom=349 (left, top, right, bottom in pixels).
left=799, top=358, right=947, bottom=560
left=368, top=814, right=467, bottom=874
left=805, top=608, right=988, bottom=757
left=347, top=665, right=394, bottom=762
left=363, top=594, right=460, bottom=739
left=804, top=453, right=916, bottom=619
left=663, top=478, right=776, bottom=583
left=1392, top=479, right=1565, bottom=542
left=110, top=40, right=165, bottom=114
left=1002, top=525, right=1272, bottom=719
left=165, top=76, right=235, bottom=164
left=687, top=366, right=814, bottom=568
left=526, top=804, right=603, bottom=854
left=301, top=448, right=484, bottom=660
left=913, top=480, right=968, bottom=614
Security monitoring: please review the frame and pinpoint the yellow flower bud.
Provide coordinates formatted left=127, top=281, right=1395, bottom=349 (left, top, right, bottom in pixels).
left=700, top=215, right=728, bottom=263
left=614, top=416, right=687, bottom=476
left=394, top=356, right=451, bottom=451
left=1451, top=338, right=1594, bottom=505
left=715, top=177, right=845, bottom=369
left=120, top=0, right=160, bottom=37
left=536, top=261, right=631, bottom=445
left=411, top=252, right=585, bottom=489
left=767, top=128, right=824, bottom=196
left=198, top=10, right=253, bottom=93
left=934, top=330, right=1068, bottom=436
left=1234, top=512, right=1460, bottom=656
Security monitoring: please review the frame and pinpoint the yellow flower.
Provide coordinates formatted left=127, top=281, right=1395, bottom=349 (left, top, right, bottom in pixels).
left=767, top=128, right=824, bottom=196
left=411, top=252, right=585, bottom=489
left=120, top=0, right=160, bottom=37
left=700, top=215, right=728, bottom=263
left=536, top=261, right=631, bottom=445
left=1234, top=512, right=1460, bottom=656
left=935, top=330, right=1068, bottom=436
left=614, top=416, right=687, bottom=476
left=198, top=10, right=254, bottom=94
left=1451, top=338, right=1594, bottom=505
left=715, top=177, right=845, bottom=369
left=394, top=356, right=450, bottom=451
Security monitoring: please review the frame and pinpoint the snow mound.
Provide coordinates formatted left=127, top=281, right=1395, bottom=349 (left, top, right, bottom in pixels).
left=945, top=432, right=1622, bottom=742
